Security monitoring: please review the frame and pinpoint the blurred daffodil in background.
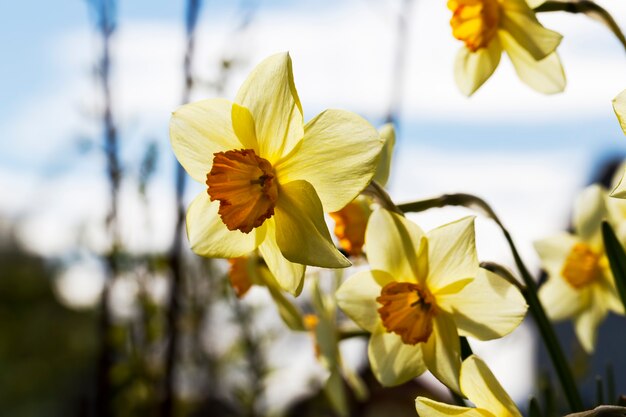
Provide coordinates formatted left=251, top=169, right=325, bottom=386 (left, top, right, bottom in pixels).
left=170, top=52, right=384, bottom=295
left=448, top=0, right=565, bottom=96
left=415, top=355, right=522, bottom=417
left=610, top=89, right=626, bottom=198
left=536, top=185, right=625, bottom=352
left=336, top=208, right=527, bottom=392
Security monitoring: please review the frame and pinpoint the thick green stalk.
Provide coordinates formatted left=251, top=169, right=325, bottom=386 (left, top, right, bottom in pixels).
left=398, top=194, right=583, bottom=412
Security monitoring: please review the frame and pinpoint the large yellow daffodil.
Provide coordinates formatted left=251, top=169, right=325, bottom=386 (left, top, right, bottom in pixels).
left=415, top=355, right=522, bottom=417
left=536, top=185, right=624, bottom=352
left=448, top=0, right=565, bottom=96
left=170, top=53, right=384, bottom=295
left=335, top=208, right=527, bottom=392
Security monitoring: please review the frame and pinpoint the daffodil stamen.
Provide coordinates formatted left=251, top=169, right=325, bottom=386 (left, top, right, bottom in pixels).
left=376, top=281, right=437, bottom=345
left=206, top=149, right=278, bottom=234
left=561, top=242, right=602, bottom=289
left=448, top=0, right=501, bottom=52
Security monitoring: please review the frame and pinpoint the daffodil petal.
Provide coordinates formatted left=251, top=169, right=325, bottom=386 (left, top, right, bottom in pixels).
left=186, top=193, right=262, bottom=258
left=373, top=123, right=396, bottom=187
left=170, top=98, right=243, bottom=183
left=368, top=329, right=426, bottom=386
left=231, top=103, right=259, bottom=151
left=460, top=355, right=523, bottom=417
left=573, top=184, right=608, bottom=245
left=427, top=216, right=478, bottom=294
left=500, top=1, right=562, bottom=60
left=423, top=312, right=462, bottom=394
left=534, top=233, right=579, bottom=278
left=613, top=89, right=626, bottom=135
left=274, top=180, right=350, bottom=268
left=275, top=109, right=383, bottom=212
left=500, top=31, right=565, bottom=94
left=573, top=286, right=608, bottom=353
left=258, top=219, right=305, bottom=295
left=234, top=52, right=303, bottom=164
left=336, top=270, right=391, bottom=332
left=610, top=171, right=626, bottom=199
left=366, top=208, right=426, bottom=285
left=415, top=397, right=490, bottom=417
left=454, top=38, right=502, bottom=97
left=438, top=269, right=527, bottom=341
left=538, top=275, right=584, bottom=321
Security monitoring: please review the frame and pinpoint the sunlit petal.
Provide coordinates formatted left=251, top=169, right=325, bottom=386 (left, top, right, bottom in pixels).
left=336, top=270, right=391, bottom=332
left=415, top=397, right=490, bottom=417
left=454, top=37, right=502, bottom=96
left=368, top=329, right=426, bottom=386
left=423, top=312, right=462, bottom=394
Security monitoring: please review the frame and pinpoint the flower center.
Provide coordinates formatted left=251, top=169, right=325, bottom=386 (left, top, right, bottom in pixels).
left=206, top=149, right=278, bottom=233
left=448, top=0, right=501, bottom=52
left=329, top=200, right=370, bottom=257
left=376, top=281, right=437, bottom=345
left=561, top=243, right=602, bottom=289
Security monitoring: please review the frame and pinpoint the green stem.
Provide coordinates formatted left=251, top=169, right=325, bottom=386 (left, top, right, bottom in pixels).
left=399, top=194, right=584, bottom=412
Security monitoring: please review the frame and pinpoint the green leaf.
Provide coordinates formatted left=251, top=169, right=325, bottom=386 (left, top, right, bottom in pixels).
left=529, top=396, right=543, bottom=417
left=601, top=221, right=626, bottom=315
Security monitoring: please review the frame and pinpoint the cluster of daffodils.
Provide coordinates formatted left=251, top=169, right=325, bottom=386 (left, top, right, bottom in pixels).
left=447, top=0, right=565, bottom=95
left=169, top=52, right=538, bottom=415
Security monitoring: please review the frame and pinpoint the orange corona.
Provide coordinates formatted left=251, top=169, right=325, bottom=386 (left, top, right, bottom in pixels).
left=377, top=281, right=437, bottom=345
left=448, top=0, right=501, bottom=52
left=561, top=243, right=602, bottom=289
left=206, top=149, right=278, bottom=234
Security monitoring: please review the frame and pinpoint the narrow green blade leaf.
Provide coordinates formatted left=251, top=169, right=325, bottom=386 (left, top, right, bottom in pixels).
left=601, top=221, right=626, bottom=315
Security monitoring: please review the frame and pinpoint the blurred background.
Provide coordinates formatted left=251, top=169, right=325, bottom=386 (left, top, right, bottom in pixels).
left=1, top=0, right=626, bottom=416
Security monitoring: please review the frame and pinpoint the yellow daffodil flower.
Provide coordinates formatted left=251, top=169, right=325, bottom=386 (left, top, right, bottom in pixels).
left=228, top=257, right=255, bottom=298
left=448, top=0, right=565, bottom=96
left=335, top=208, right=527, bottom=392
left=330, top=124, right=395, bottom=257
left=610, top=90, right=626, bottom=198
left=415, top=355, right=522, bottom=417
left=170, top=53, right=384, bottom=295
left=536, top=185, right=624, bottom=352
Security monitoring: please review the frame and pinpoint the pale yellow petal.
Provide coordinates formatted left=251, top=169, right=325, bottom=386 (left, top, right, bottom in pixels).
left=373, top=123, right=396, bottom=187
left=427, top=216, right=479, bottom=294
left=336, top=270, right=391, bottom=332
left=500, top=31, right=565, bottom=94
left=573, top=184, right=608, bottom=245
left=170, top=98, right=243, bottom=183
left=573, top=285, right=609, bottom=353
left=438, top=269, right=527, bottom=341
left=613, top=89, right=626, bottom=135
left=368, top=329, right=426, bottom=386
left=610, top=170, right=626, bottom=199
left=186, top=192, right=262, bottom=258
left=538, top=275, right=585, bottom=321
left=460, top=355, right=523, bottom=417
left=234, top=52, right=303, bottom=163
left=500, top=1, right=562, bottom=60
left=415, top=397, right=490, bottom=417
left=423, top=312, right=462, bottom=394
left=258, top=218, right=305, bottom=295
left=274, top=180, right=350, bottom=268
left=231, top=103, right=259, bottom=151
left=534, top=233, right=579, bottom=278
left=276, top=109, right=383, bottom=212
left=366, top=208, right=426, bottom=284
left=454, top=38, right=502, bottom=97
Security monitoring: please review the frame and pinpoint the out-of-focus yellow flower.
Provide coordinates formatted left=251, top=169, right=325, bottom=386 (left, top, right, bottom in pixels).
left=447, top=0, right=565, bottom=96
left=336, top=208, right=527, bottom=392
left=610, top=90, right=626, bottom=198
left=536, top=185, right=624, bottom=352
left=415, top=355, right=522, bottom=417
left=170, top=53, right=384, bottom=295
left=330, top=124, right=396, bottom=257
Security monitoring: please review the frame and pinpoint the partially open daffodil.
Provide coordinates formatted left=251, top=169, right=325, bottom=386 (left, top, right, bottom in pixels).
left=170, top=53, right=384, bottom=295
left=448, top=0, right=565, bottom=96
left=415, top=355, right=522, bottom=417
left=335, top=208, right=527, bottom=392
left=536, top=185, right=624, bottom=352
left=610, top=90, right=626, bottom=198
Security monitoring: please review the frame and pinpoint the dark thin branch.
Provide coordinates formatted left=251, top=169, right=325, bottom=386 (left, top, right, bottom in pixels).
left=162, top=1, right=203, bottom=416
